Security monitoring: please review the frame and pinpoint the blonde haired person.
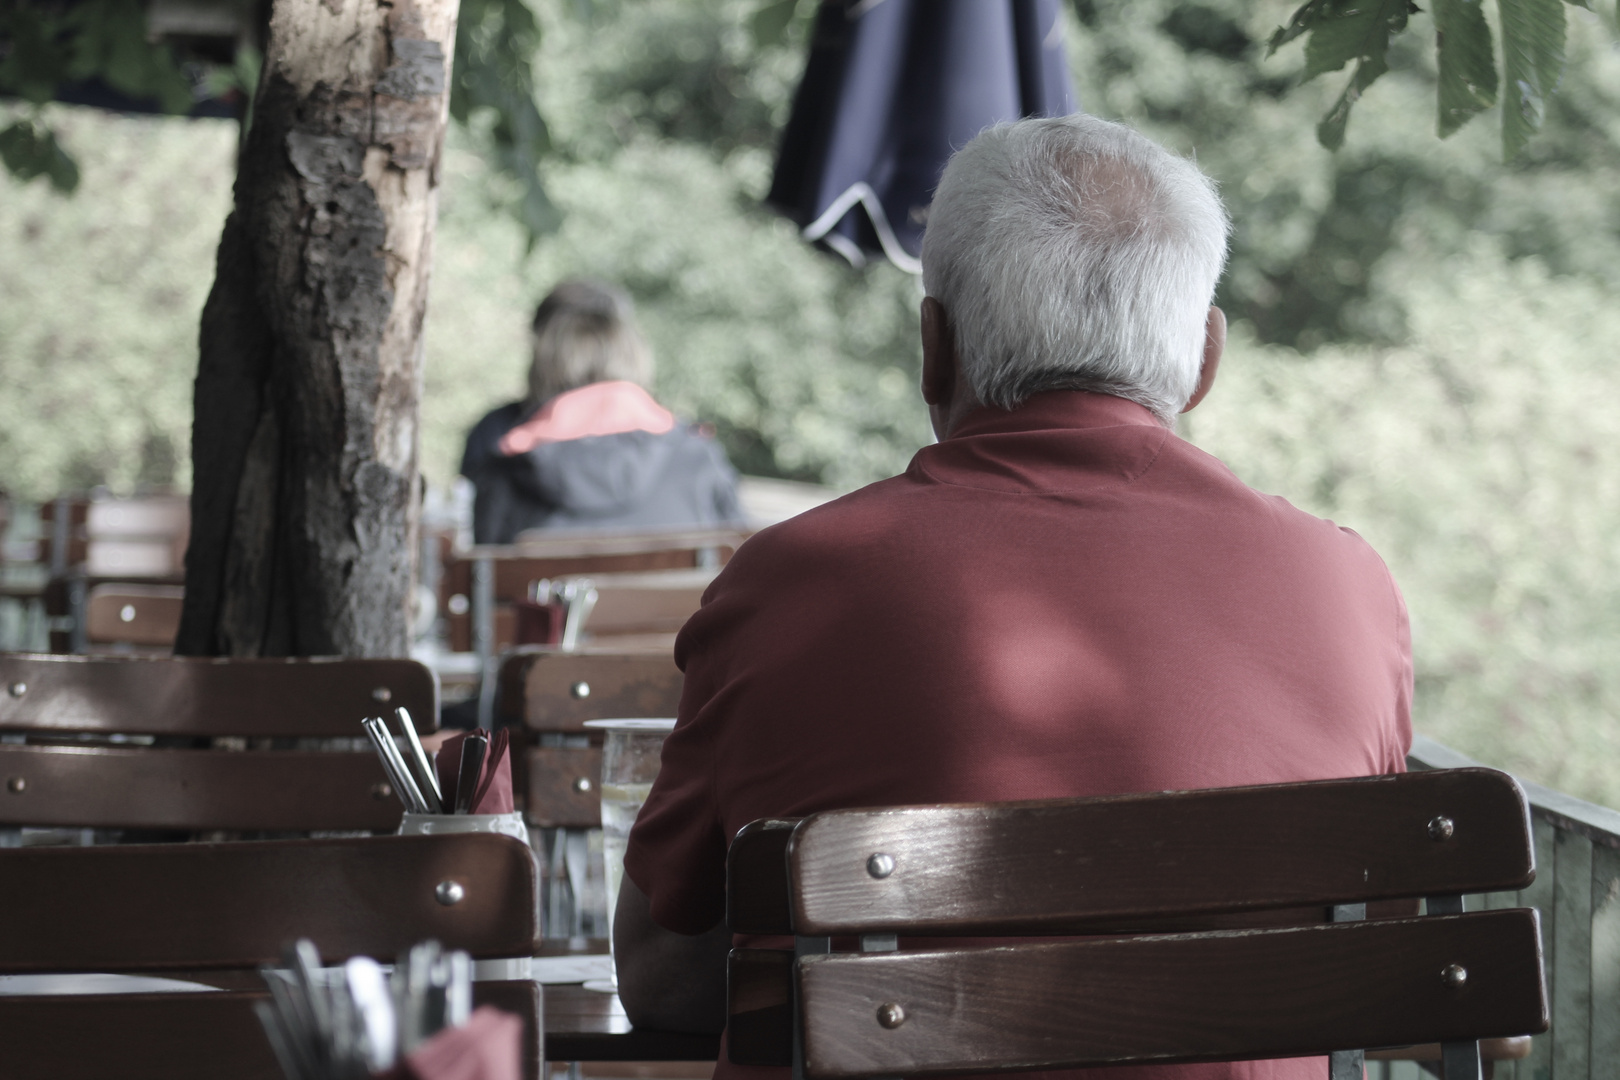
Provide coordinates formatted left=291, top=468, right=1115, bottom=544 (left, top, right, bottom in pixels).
left=460, top=281, right=741, bottom=544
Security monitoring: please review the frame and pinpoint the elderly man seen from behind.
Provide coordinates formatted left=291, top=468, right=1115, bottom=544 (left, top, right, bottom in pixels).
left=615, top=115, right=1412, bottom=1080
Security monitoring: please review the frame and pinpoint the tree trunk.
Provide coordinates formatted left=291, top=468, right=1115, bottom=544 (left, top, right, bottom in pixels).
left=177, top=0, right=455, bottom=657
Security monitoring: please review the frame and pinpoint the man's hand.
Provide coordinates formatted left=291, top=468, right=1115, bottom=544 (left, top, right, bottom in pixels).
left=613, top=874, right=732, bottom=1033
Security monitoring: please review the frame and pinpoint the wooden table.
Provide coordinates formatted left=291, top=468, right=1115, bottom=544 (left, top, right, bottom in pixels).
left=544, top=983, right=721, bottom=1063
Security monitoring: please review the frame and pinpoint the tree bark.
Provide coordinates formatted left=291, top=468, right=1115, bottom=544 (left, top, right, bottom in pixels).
left=177, top=0, right=455, bottom=657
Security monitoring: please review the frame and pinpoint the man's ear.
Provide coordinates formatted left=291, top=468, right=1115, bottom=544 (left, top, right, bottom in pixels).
left=1181, top=305, right=1226, bottom=414
left=919, top=296, right=955, bottom=407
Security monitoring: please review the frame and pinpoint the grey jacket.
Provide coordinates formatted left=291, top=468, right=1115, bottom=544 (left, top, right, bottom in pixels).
left=461, top=402, right=743, bottom=544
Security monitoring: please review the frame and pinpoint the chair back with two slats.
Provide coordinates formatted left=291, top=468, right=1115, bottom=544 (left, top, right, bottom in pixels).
left=443, top=527, right=745, bottom=653
left=0, top=653, right=438, bottom=832
left=726, top=769, right=1548, bottom=1080
left=498, top=647, right=682, bottom=940
left=499, top=648, right=683, bottom=830
left=0, top=833, right=541, bottom=1080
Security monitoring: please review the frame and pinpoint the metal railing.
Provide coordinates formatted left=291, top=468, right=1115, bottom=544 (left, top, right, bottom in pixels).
left=1375, top=735, right=1620, bottom=1080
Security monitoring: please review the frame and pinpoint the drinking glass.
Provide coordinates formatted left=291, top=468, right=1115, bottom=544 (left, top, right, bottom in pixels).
left=584, top=718, right=675, bottom=991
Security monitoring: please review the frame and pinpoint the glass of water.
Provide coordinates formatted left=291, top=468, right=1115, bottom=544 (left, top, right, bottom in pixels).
left=583, top=718, right=675, bottom=991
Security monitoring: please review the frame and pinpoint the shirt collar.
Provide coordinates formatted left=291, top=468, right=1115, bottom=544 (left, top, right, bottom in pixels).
left=947, top=391, right=1165, bottom=441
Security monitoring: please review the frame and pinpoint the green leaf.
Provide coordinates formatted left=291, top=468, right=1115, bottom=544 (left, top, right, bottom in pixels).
left=1434, top=0, right=1498, bottom=136
left=1499, top=0, right=1566, bottom=158
left=1298, top=0, right=1418, bottom=80
left=1269, top=0, right=1417, bottom=149
left=751, top=0, right=801, bottom=46
left=451, top=0, right=560, bottom=246
left=1268, top=0, right=1335, bottom=55
left=1317, top=44, right=1393, bottom=149
left=0, top=119, right=81, bottom=193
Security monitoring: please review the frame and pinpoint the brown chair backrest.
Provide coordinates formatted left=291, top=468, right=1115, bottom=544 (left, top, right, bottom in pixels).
left=441, top=527, right=745, bottom=652
left=0, top=834, right=542, bottom=1080
left=84, top=583, right=185, bottom=647
left=574, top=569, right=713, bottom=643
left=0, top=983, right=542, bottom=1080
left=0, top=832, right=537, bottom=971
left=725, top=769, right=1548, bottom=1079
left=499, top=649, right=682, bottom=829
left=82, top=495, right=189, bottom=578
left=0, top=653, right=438, bottom=831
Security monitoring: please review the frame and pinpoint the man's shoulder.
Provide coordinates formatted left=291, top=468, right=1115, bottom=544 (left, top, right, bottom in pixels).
left=732, top=473, right=918, bottom=558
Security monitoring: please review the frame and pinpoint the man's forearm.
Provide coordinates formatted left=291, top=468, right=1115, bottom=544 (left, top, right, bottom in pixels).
left=613, top=875, right=732, bottom=1033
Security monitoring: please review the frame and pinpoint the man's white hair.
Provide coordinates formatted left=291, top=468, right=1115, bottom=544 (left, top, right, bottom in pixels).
left=920, top=115, right=1230, bottom=424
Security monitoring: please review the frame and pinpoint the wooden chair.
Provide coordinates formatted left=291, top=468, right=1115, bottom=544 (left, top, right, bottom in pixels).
left=725, top=768, right=1548, bottom=1080
left=498, top=648, right=682, bottom=939
left=443, top=526, right=746, bottom=656
left=39, top=494, right=189, bottom=652
left=0, top=832, right=542, bottom=1080
left=0, top=653, right=437, bottom=833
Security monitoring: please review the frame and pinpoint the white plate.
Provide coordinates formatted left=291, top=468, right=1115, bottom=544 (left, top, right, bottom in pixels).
left=0, top=973, right=220, bottom=995
left=582, top=718, right=677, bottom=732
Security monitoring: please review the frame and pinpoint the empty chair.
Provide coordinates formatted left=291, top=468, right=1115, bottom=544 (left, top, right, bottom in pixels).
left=725, top=768, right=1548, bottom=1080
left=38, top=493, right=189, bottom=652
left=527, top=568, right=715, bottom=652
left=498, top=648, right=682, bottom=940
left=0, top=653, right=438, bottom=834
left=442, top=526, right=745, bottom=655
left=0, top=832, right=541, bottom=1080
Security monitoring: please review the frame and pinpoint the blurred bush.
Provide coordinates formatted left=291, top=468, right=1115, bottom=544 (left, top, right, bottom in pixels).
left=1188, top=244, right=1620, bottom=804
left=0, top=105, right=233, bottom=499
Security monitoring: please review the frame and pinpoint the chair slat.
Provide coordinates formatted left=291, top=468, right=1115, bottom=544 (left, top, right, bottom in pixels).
left=0, top=992, right=279, bottom=1080
left=0, top=744, right=401, bottom=831
left=499, top=649, right=681, bottom=732
left=84, top=584, right=185, bottom=646
left=0, top=654, right=438, bottom=737
left=527, top=745, right=603, bottom=828
left=0, top=834, right=538, bottom=971
left=797, top=910, right=1548, bottom=1079
left=0, top=981, right=542, bottom=1080
left=788, top=769, right=1533, bottom=935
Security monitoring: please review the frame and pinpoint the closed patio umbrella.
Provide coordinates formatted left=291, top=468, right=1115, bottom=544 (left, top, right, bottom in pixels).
left=767, top=0, right=1076, bottom=272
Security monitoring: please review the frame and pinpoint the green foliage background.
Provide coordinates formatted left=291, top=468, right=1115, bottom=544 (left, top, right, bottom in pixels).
left=4, top=0, right=1620, bottom=802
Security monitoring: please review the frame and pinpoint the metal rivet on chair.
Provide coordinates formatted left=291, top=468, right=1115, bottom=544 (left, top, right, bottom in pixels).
left=369, top=782, right=393, bottom=801
left=1428, top=816, right=1455, bottom=841
left=571, top=681, right=591, bottom=699
left=119, top=605, right=136, bottom=623
left=6, top=777, right=25, bottom=793
left=867, top=853, right=895, bottom=879
left=573, top=777, right=593, bottom=793
left=448, top=593, right=470, bottom=616
left=1442, top=964, right=1468, bottom=988
left=372, top=687, right=392, bottom=703
left=435, top=880, right=466, bottom=906
left=876, top=1002, right=906, bottom=1029
left=6, top=682, right=24, bottom=698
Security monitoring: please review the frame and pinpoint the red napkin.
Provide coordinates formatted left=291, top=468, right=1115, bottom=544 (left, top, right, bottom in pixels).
left=434, top=730, right=514, bottom=815
left=380, top=1006, right=523, bottom=1080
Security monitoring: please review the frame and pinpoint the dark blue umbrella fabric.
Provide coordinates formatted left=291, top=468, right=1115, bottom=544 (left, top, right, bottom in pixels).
left=767, top=0, right=1076, bottom=273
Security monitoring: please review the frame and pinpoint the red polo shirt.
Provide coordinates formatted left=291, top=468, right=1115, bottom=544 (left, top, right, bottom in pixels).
left=625, top=390, right=1413, bottom=1080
